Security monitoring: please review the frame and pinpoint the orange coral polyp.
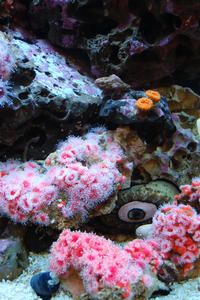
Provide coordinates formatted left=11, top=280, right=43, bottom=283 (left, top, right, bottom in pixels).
left=136, top=97, right=153, bottom=111
left=145, top=90, right=161, bottom=102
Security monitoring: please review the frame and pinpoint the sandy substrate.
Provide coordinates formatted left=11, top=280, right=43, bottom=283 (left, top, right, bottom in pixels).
left=0, top=253, right=200, bottom=300
left=0, top=253, right=72, bottom=300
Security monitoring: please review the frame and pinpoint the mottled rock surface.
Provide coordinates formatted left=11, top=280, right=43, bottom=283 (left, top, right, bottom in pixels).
left=29, top=0, right=200, bottom=89
left=99, top=93, right=175, bottom=143
left=0, top=237, right=28, bottom=280
left=0, top=29, right=102, bottom=161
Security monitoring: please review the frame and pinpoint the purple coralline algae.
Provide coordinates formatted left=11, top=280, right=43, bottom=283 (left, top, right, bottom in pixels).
left=29, top=0, right=200, bottom=87
left=0, top=29, right=102, bottom=159
left=11, top=32, right=101, bottom=102
left=0, top=33, right=15, bottom=106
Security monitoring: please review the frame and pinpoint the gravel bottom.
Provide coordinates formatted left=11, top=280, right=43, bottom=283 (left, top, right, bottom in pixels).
left=0, top=253, right=200, bottom=300
left=0, top=253, right=72, bottom=300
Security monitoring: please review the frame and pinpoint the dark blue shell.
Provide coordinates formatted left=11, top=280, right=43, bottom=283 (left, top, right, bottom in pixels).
left=30, top=272, right=60, bottom=300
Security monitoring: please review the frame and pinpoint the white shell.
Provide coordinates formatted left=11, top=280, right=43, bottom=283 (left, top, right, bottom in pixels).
left=118, top=201, right=157, bottom=223
left=197, top=118, right=200, bottom=136
left=136, top=224, right=152, bottom=239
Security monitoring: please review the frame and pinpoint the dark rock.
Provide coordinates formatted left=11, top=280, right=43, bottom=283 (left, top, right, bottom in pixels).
left=99, top=95, right=176, bottom=142
left=30, top=271, right=60, bottom=300
left=0, top=217, right=9, bottom=235
left=95, top=74, right=131, bottom=95
left=0, top=30, right=102, bottom=161
left=158, top=261, right=179, bottom=285
left=24, top=225, right=58, bottom=253
left=29, top=0, right=200, bottom=88
left=150, top=287, right=171, bottom=298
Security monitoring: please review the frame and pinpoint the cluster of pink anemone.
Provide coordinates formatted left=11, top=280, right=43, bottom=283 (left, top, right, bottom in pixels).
left=150, top=203, right=200, bottom=276
left=174, top=177, right=200, bottom=203
left=49, top=229, right=157, bottom=299
left=49, top=202, right=200, bottom=298
left=46, top=130, right=127, bottom=218
left=0, top=129, right=127, bottom=224
left=0, top=160, right=57, bottom=224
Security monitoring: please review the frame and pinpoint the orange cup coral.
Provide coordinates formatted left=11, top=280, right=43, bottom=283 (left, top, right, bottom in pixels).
left=145, top=90, right=161, bottom=102
left=136, top=97, right=153, bottom=111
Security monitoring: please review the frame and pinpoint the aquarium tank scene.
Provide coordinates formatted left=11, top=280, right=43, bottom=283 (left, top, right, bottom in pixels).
left=0, top=1, right=200, bottom=299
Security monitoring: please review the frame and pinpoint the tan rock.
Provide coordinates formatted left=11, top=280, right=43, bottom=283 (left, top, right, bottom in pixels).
left=95, top=74, right=130, bottom=93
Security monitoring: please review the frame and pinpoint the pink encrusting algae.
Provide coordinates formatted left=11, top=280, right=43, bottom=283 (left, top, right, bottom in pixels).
left=49, top=229, right=154, bottom=299
left=0, top=36, right=14, bottom=81
left=149, top=203, right=200, bottom=276
left=0, top=129, right=127, bottom=224
left=0, top=35, right=15, bottom=106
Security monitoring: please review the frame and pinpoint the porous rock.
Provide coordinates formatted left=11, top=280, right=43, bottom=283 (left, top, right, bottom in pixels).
left=0, top=29, right=102, bottom=161
left=29, top=0, right=200, bottom=88
left=134, top=114, right=200, bottom=186
left=157, top=85, right=200, bottom=137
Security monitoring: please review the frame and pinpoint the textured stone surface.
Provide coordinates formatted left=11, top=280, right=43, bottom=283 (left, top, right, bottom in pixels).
left=0, top=28, right=199, bottom=232
left=99, top=93, right=176, bottom=143
left=105, top=124, right=200, bottom=187
left=95, top=74, right=131, bottom=95
left=0, top=1, right=200, bottom=246
left=0, top=29, right=178, bottom=164
left=157, top=85, right=200, bottom=136
left=0, top=29, right=102, bottom=161
left=0, top=2, right=200, bottom=293
left=29, top=0, right=200, bottom=88
left=133, top=115, right=200, bottom=186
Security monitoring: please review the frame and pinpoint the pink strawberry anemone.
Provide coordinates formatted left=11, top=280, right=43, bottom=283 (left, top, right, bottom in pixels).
left=0, top=128, right=130, bottom=225
left=49, top=229, right=160, bottom=299
left=48, top=201, right=200, bottom=298
left=1, top=127, right=200, bottom=299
